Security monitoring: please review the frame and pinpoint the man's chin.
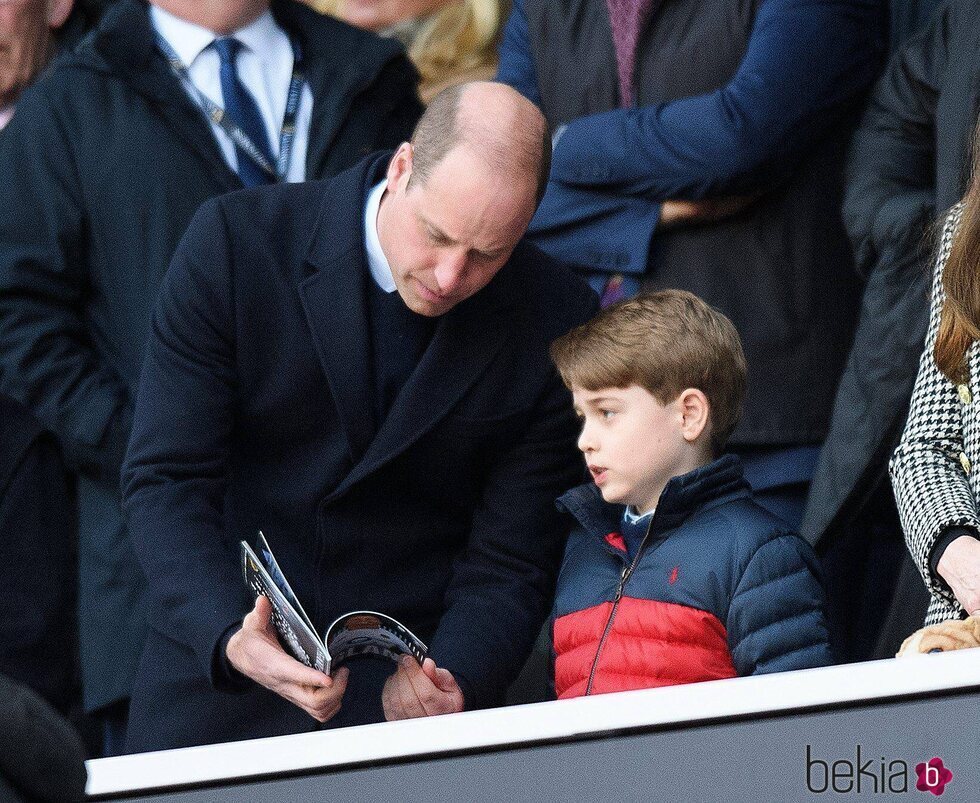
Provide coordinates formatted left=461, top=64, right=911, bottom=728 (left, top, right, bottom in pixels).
left=399, top=287, right=453, bottom=317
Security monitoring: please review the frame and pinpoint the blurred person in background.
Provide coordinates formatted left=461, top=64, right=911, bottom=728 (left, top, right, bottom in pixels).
left=0, top=0, right=74, bottom=128
left=0, top=0, right=420, bottom=754
left=310, top=0, right=503, bottom=102
left=0, top=0, right=108, bottom=755
left=0, top=673, right=88, bottom=803
left=497, top=0, right=886, bottom=532
left=803, top=0, right=980, bottom=661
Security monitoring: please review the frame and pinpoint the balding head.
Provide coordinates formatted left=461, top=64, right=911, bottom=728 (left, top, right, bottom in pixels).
left=376, top=83, right=551, bottom=318
left=409, top=81, right=551, bottom=207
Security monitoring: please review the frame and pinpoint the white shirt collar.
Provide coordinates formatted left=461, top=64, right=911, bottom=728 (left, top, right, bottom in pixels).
left=0, top=105, right=14, bottom=131
left=364, top=180, right=397, bottom=293
left=623, top=505, right=654, bottom=525
left=149, top=6, right=282, bottom=68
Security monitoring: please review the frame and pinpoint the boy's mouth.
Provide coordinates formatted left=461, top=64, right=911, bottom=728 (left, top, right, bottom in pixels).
left=588, top=464, right=608, bottom=484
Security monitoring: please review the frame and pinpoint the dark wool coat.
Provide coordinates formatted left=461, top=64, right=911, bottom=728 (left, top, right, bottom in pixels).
left=121, top=153, right=598, bottom=751
left=0, top=0, right=422, bottom=712
left=0, top=397, right=77, bottom=715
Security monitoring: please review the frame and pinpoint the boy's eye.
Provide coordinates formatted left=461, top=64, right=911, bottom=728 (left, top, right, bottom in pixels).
left=601, top=409, right=616, bottom=420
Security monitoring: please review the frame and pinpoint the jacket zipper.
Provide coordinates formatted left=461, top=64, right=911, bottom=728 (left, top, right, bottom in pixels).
left=584, top=518, right=654, bottom=695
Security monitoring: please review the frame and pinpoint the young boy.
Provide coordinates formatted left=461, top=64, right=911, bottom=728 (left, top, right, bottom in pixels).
left=549, top=290, right=833, bottom=699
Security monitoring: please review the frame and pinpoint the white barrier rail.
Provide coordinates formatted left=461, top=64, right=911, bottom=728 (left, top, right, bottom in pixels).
left=86, top=649, right=980, bottom=798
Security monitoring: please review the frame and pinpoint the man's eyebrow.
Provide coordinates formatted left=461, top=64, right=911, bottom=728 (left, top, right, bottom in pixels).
left=418, top=212, right=506, bottom=259
left=418, top=213, right=456, bottom=243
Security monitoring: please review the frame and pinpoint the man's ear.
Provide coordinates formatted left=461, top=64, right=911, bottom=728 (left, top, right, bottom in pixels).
left=386, top=142, right=414, bottom=193
left=47, top=0, right=74, bottom=30
left=678, top=388, right=709, bottom=443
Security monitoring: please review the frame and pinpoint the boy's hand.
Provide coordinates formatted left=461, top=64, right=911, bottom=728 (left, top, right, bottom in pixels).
left=382, top=656, right=464, bottom=720
left=226, top=595, right=349, bottom=722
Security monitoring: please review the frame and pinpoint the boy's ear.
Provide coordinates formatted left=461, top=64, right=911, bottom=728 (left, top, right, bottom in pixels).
left=678, top=388, right=709, bottom=443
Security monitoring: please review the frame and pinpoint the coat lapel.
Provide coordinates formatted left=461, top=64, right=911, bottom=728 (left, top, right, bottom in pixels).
left=93, top=0, right=241, bottom=192
left=297, top=151, right=521, bottom=499
left=326, top=265, right=518, bottom=502
left=297, top=156, right=383, bottom=463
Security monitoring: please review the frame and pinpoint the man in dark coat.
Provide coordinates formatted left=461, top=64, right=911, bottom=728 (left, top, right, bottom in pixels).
left=121, top=82, right=598, bottom=752
left=801, top=0, right=980, bottom=659
left=497, top=0, right=885, bottom=529
left=0, top=0, right=421, bottom=748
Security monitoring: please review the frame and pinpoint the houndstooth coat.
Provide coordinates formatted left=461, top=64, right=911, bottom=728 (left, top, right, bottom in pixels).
left=891, top=204, right=977, bottom=626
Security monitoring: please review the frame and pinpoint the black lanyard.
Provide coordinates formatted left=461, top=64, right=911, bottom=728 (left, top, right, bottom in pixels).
left=156, top=34, right=306, bottom=182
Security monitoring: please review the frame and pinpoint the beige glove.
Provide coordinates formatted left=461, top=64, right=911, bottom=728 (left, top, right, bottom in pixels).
left=896, top=616, right=980, bottom=656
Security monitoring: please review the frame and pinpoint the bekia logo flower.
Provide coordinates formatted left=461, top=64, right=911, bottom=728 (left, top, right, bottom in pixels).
left=916, top=758, right=952, bottom=796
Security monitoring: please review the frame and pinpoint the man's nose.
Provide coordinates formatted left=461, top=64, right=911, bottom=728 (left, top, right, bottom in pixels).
left=433, top=250, right=468, bottom=295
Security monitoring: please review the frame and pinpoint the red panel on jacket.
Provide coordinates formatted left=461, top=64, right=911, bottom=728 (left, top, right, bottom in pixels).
left=553, top=597, right=737, bottom=699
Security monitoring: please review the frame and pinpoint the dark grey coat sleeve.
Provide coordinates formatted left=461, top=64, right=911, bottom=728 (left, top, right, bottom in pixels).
left=0, top=82, right=132, bottom=481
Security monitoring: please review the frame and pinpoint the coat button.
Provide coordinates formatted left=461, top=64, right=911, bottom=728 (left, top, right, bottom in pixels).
left=959, top=384, right=973, bottom=405
left=960, top=452, right=972, bottom=474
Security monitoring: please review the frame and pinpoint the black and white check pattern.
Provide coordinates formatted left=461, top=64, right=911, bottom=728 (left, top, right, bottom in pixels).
left=890, top=204, right=978, bottom=625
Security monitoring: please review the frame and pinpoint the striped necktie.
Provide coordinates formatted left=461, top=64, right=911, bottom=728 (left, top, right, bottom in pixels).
left=213, top=36, right=275, bottom=187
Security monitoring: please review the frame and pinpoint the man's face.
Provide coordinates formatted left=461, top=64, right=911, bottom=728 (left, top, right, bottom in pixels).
left=0, top=0, right=57, bottom=109
left=573, top=384, right=692, bottom=515
left=378, top=144, right=536, bottom=317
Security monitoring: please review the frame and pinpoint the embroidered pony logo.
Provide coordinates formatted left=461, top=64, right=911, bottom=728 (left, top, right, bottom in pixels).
left=669, top=566, right=679, bottom=585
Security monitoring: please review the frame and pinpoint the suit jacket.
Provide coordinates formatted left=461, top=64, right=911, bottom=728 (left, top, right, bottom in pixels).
left=121, top=153, right=599, bottom=751
left=0, top=0, right=421, bottom=712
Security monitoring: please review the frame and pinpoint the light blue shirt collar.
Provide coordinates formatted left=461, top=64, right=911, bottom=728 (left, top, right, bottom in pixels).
left=364, top=180, right=396, bottom=293
left=623, top=505, right=654, bottom=525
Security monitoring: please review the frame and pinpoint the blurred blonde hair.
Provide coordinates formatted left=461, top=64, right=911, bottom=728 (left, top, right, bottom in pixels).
left=315, top=1, right=504, bottom=103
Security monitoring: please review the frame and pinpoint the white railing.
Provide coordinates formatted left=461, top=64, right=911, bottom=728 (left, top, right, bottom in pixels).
left=86, top=649, right=980, bottom=797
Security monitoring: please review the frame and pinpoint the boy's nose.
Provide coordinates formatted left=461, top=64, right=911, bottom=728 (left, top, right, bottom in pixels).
left=577, top=426, right=596, bottom=453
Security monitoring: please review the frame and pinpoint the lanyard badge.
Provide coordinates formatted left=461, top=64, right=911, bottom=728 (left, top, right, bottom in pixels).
left=156, top=34, right=306, bottom=182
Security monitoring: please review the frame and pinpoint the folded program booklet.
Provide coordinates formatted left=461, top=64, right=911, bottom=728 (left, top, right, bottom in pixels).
left=241, top=532, right=427, bottom=675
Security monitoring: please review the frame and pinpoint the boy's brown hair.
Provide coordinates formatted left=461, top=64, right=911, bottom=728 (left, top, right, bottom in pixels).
left=550, top=290, right=747, bottom=455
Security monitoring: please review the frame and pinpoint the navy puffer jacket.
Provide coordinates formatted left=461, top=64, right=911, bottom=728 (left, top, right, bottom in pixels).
left=553, top=455, right=834, bottom=698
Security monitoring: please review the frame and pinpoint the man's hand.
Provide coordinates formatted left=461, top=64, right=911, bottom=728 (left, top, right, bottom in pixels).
left=226, top=595, right=349, bottom=722
left=936, top=535, right=980, bottom=615
left=382, top=656, right=465, bottom=721
left=659, top=195, right=758, bottom=229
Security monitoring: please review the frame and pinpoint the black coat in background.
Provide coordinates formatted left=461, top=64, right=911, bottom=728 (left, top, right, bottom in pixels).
left=121, top=154, right=598, bottom=752
left=0, top=673, right=87, bottom=803
left=0, top=397, right=77, bottom=715
left=800, top=0, right=980, bottom=656
left=0, top=0, right=422, bottom=713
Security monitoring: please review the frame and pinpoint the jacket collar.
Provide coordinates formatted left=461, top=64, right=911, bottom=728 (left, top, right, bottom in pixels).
left=298, top=152, right=521, bottom=500
left=557, top=453, right=751, bottom=540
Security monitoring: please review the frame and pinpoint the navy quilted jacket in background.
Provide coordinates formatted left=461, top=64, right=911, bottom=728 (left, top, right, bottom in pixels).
left=552, top=454, right=834, bottom=699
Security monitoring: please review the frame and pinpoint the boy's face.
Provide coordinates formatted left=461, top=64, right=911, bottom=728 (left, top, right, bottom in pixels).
left=572, top=384, right=705, bottom=515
